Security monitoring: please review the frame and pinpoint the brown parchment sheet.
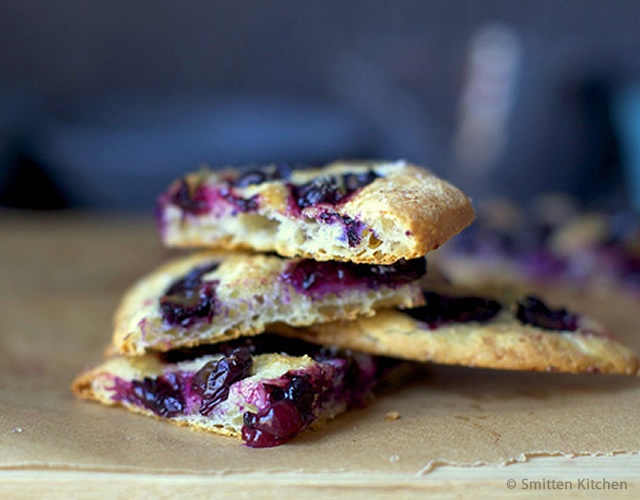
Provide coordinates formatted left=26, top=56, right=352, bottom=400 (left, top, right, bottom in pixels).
left=1, top=213, right=639, bottom=476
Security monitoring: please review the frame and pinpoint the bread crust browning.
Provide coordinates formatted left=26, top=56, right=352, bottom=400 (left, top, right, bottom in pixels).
left=345, top=164, right=476, bottom=261
left=159, top=160, right=475, bottom=264
left=275, top=296, right=640, bottom=376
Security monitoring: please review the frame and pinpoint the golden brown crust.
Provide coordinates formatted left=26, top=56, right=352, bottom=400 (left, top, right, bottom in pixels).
left=346, top=164, right=476, bottom=260
left=274, top=292, right=640, bottom=376
left=159, top=160, right=475, bottom=264
left=71, top=370, right=94, bottom=399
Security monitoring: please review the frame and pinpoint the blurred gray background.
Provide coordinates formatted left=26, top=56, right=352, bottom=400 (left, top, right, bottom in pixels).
left=1, top=0, right=640, bottom=211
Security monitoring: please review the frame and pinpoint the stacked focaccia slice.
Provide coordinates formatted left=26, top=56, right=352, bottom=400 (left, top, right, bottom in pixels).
left=110, top=251, right=428, bottom=355
left=156, top=160, right=475, bottom=264
left=73, top=160, right=640, bottom=447
left=73, top=160, right=476, bottom=446
left=73, top=334, right=400, bottom=448
left=274, top=283, right=640, bottom=376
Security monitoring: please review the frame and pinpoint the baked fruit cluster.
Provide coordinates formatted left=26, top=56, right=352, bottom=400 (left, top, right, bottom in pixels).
left=73, top=160, right=639, bottom=447
left=432, top=195, right=640, bottom=295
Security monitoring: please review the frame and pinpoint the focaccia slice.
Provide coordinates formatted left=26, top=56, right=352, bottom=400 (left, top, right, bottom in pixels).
left=275, top=289, right=639, bottom=375
left=157, top=160, right=475, bottom=264
left=73, top=335, right=394, bottom=447
left=432, top=196, right=640, bottom=297
left=113, top=251, right=426, bottom=355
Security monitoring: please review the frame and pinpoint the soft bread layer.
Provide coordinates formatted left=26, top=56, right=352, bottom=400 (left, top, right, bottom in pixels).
left=72, top=352, right=339, bottom=439
left=275, top=289, right=640, bottom=375
left=113, top=252, right=425, bottom=355
left=160, top=160, right=475, bottom=264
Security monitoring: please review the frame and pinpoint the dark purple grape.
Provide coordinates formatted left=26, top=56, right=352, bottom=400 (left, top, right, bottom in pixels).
left=282, top=376, right=314, bottom=410
left=241, top=349, right=389, bottom=447
left=516, top=296, right=578, bottom=331
left=234, top=170, right=267, bottom=188
left=367, top=258, right=427, bottom=287
left=168, top=179, right=209, bottom=214
left=164, top=263, right=219, bottom=295
left=159, top=263, right=220, bottom=327
left=233, top=334, right=395, bottom=447
left=293, top=176, right=342, bottom=209
left=128, top=373, right=186, bottom=417
left=282, top=260, right=347, bottom=295
left=219, top=187, right=259, bottom=213
left=242, top=371, right=317, bottom=448
left=343, top=217, right=362, bottom=247
left=193, top=347, right=253, bottom=415
left=273, top=162, right=293, bottom=180
left=290, top=170, right=380, bottom=212
left=233, top=163, right=293, bottom=187
left=406, top=292, right=502, bottom=327
left=160, top=282, right=217, bottom=327
left=342, top=170, right=379, bottom=192
left=267, top=375, right=315, bottom=418
left=242, top=400, right=305, bottom=448
left=159, top=334, right=327, bottom=364
left=281, top=258, right=426, bottom=297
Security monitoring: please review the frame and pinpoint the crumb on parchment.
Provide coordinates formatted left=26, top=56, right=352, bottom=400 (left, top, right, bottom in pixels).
left=385, top=411, right=401, bottom=421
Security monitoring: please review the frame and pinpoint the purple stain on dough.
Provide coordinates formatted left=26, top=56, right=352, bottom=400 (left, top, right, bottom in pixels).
left=159, top=164, right=293, bottom=219
left=317, top=211, right=366, bottom=247
left=159, top=177, right=261, bottom=218
left=281, top=258, right=426, bottom=299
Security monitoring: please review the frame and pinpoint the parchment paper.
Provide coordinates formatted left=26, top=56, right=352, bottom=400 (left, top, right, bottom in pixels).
left=1, top=213, right=639, bottom=475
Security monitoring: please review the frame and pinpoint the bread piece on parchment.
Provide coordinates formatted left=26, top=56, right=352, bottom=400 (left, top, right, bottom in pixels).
left=157, top=160, right=475, bottom=264
left=73, top=335, right=393, bottom=447
left=275, top=288, right=640, bottom=375
left=113, top=251, right=426, bottom=356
